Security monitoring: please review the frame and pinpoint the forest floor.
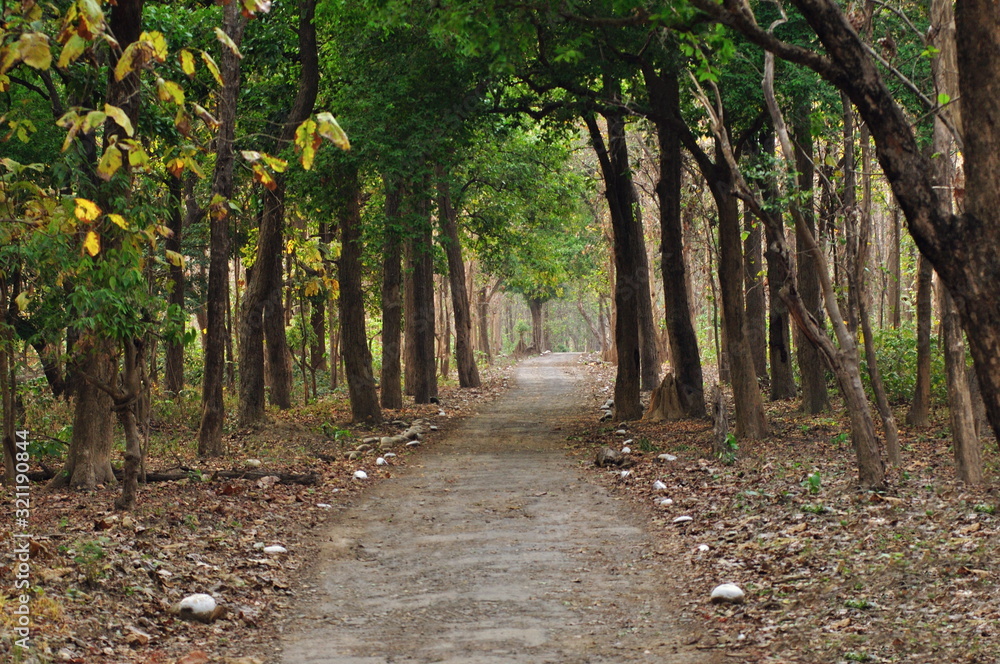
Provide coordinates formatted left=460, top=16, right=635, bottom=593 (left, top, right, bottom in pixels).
left=3, top=353, right=999, bottom=663
left=570, top=362, right=1000, bottom=664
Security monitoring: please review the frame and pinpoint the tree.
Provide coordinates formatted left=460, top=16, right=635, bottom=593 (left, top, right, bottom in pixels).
left=197, top=0, right=247, bottom=456
left=238, top=0, right=319, bottom=427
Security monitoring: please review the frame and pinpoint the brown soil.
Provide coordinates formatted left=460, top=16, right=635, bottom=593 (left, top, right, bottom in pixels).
left=278, top=354, right=719, bottom=664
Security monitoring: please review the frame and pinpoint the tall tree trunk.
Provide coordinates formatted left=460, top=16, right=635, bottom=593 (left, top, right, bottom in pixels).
left=529, top=298, right=545, bottom=351
left=115, top=339, right=144, bottom=511
left=744, top=203, right=768, bottom=380
left=929, top=0, right=980, bottom=483
left=238, top=0, right=318, bottom=425
left=1, top=305, right=17, bottom=483
left=164, top=177, right=185, bottom=396
left=633, top=206, right=662, bottom=391
left=793, top=105, right=830, bottom=413
left=710, top=169, right=768, bottom=440
left=53, top=0, right=144, bottom=489
left=888, top=206, right=902, bottom=329
left=198, top=1, right=245, bottom=453
left=645, top=65, right=705, bottom=415
left=906, top=254, right=933, bottom=427
left=477, top=287, right=492, bottom=364
left=336, top=164, right=381, bottom=423
left=852, top=122, right=902, bottom=466
left=406, top=186, right=436, bottom=404
left=437, top=167, right=481, bottom=387
left=264, top=255, right=293, bottom=409
left=585, top=111, right=642, bottom=421
left=380, top=177, right=404, bottom=409
left=734, top=54, right=886, bottom=488
left=50, top=342, right=117, bottom=489
left=755, top=126, right=797, bottom=400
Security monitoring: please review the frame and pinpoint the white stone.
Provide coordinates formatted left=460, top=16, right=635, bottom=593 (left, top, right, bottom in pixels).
left=383, top=452, right=397, bottom=458
left=620, top=470, right=631, bottom=478
left=353, top=470, right=368, bottom=480
left=263, top=545, right=287, bottom=554
left=658, top=454, right=678, bottom=462
left=673, top=516, right=693, bottom=524
left=623, top=438, right=633, bottom=445
left=316, top=503, right=332, bottom=508
left=621, top=447, right=631, bottom=454
left=615, top=429, right=627, bottom=435
left=652, top=480, right=667, bottom=491
left=430, top=425, right=439, bottom=431
left=405, top=440, right=421, bottom=448
left=376, top=457, right=388, bottom=466
left=698, top=544, right=710, bottom=552
left=710, top=583, right=745, bottom=604
left=244, top=458, right=262, bottom=468
left=174, top=593, right=217, bottom=621
left=438, top=410, right=446, bottom=416
left=658, top=498, right=674, bottom=506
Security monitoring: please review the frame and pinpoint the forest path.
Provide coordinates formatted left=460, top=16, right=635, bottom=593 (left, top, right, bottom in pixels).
left=279, top=354, right=716, bottom=664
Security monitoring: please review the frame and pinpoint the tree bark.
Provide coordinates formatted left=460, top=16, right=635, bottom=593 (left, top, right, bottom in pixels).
left=644, top=66, right=705, bottom=416
left=755, top=126, right=797, bottom=400
left=744, top=203, right=767, bottom=380
left=336, top=164, right=382, bottom=423
left=198, top=1, right=245, bottom=452
left=585, top=112, right=642, bottom=421
left=405, top=187, right=437, bottom=404
left=436, top=167, right=481, bottom=387
left=929, top=0, right=980, bottom=483
left=115, top=339, right=144, bottom=511
left=238, top=0, right=318, bottom=426
left=528, top=298, right=545, bottom=351
left=50, top=343, right=117, bottom=489
left=710, top=168, right=768, bottom=441
left=380, top=177, right=404, bottom=409
left=792, top=106, right=830, bottom=413
left=906, top=254, right=933, bottom=427
left=477, top=287, right=492, bottom=364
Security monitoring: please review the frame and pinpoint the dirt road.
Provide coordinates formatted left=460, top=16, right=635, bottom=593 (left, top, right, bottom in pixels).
left=279, top=354, right=717, bottom=664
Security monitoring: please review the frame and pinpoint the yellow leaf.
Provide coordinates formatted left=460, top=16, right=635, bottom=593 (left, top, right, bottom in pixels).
left=192, top=103, right=220, bottom=130
left=104, top=103, right=134, bottom=137
left=15, top=291, right=29, bottom=312
left=214, top=27, right=243, bottom=59
left=19, top=33, right=52, bottom=70
left=165, top=249, right=185, bottom=267
left=179, top=49, right=196, bottom=77
left=295, top=119, right=317, bottom=170
left=127, top=145, right=150, bottom=171
left=166, top=158, right=185, bottom=178
left=201, top=50, right=223, bottom=87
left=74, top=198, right=101, bottom=222
left=83, top=110, right=106, bottom=133
left=251, top=163, right=276, bottom=190
left=316, top=112, right=350, bottom=151
left=58, top=34, right=86, bottom=69
left=108, top=213, right=128, bottom=229
left=142, top=31, right=168, bottom=62
left=96, top=145, right=123, bottom=180
left=262, top=153, right=287, bottom=173
left=304, top=279, right=320, bottom=297
left=0, top=74, right=8, bottom=92
left=156, top=78, right=185, bottom=105
left=114, top=41, right=141, bottom=81
left=174, top=109, right=192, bottom=137
left=83, top=231, right=100, bottom=256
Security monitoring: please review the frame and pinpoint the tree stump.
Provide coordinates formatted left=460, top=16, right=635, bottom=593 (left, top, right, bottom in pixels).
left=644, top=373, right=686, bottom=422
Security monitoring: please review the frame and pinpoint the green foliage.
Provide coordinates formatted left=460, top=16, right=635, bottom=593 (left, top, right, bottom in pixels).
left=804, top=472, right=822, bottom=495
left=717, top=432, right=738, bottom=465
left=859, top=327, right=947, bottom=405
